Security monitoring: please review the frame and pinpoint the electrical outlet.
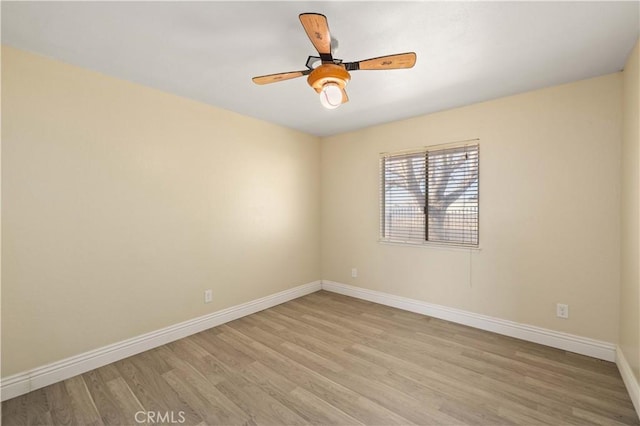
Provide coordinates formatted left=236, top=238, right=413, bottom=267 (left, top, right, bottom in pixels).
left=556, top=303, right=569, bottom=319
left=351, top=268, right=358, bottom=278
left=204, top=289, right=213, bottom=304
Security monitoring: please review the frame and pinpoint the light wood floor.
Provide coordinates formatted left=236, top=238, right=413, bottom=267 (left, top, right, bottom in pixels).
left=3, top=291, right=639, bottom=425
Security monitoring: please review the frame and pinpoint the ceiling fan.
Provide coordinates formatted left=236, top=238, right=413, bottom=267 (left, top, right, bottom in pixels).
left=252, top=13, right=417, bottom=110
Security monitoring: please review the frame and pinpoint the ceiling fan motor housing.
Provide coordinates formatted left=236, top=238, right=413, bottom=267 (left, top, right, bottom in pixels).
left=307, top=64, right=351, bottom=93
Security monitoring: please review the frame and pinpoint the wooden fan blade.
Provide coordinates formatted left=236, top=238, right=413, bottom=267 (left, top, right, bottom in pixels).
left=252, top=70, right=308, bottom=85
left=299, top=13, right=333, bottom=61
left=341, top=87, right=349, bottom=104
left=353, top=52, right=417, bottom=70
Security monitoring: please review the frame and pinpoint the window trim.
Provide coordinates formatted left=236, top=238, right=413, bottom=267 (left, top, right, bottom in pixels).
left=379, top=139, right=480, bottom=248
left=377, top=239, right=483, bottom=251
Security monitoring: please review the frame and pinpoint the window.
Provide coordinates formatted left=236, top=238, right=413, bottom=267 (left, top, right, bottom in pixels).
left=380, top=142, right=479, bottom=247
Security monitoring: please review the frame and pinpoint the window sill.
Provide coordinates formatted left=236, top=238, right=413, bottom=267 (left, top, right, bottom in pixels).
left=378, top=239, right=482, bottom=251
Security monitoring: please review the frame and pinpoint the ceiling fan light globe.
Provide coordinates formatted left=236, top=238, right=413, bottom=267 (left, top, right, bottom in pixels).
left=320, top=83, right=342, bottom=109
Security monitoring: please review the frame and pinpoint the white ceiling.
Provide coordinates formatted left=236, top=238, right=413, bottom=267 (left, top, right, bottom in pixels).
left=2, top=1, right=638, bottom=137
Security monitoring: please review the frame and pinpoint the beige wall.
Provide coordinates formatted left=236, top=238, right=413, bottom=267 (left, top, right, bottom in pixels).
left=621, top=39, right=640, bottom=382
left=1, top=46, right=321, bottom=376
left=321, top=73, right=622, bottom=343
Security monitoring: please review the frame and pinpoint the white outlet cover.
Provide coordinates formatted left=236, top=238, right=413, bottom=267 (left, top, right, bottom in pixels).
left=556, top=303, right=569, bottom=319
left=351, top=268, right=358, bottom=278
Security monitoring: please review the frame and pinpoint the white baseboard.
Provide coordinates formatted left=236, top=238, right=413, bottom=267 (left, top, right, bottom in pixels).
left=321, top=280, right=617, bottom=362
left=616, top=345, right=640, bottom=417
left=0, top=280, right=322, bottom=401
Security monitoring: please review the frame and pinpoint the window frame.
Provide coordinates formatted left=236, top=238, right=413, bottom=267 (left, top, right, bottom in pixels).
left=379, top=141, right=480, bottom=249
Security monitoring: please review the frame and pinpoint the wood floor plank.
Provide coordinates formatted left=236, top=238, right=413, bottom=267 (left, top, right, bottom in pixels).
left=346, top=342, right=521, bottom=425
left=117, top=354, right=203, bottom=425
left=43, top=382, right=78, bottom=426
left=2, top=388, right=27, bottom=425
left=93, top=363, right=121, bottom=383
left=230, top=323, right=463, bottom=425
left=240, top=361, right=362, bottom=425
left=267, top=305, right=355, bottom=347
left=217, top=322, right=415, bottom=425
left=81, top=369, right=130, bottom=426
left=63, top=376, right=103, bottom=425
left=219, top=322, right=453, bottom=424
left=463, top=348, right=632, bottom=402
left=162, top=369, right=244, bottom=425
left=361, top=328, right=603, bottom=418
left=155, top=344, right=251, bottom=425
left=249, top=312, right=391, bottom=377
left=165, top=339, right=226, bottom=386
left=288, top=386, right=365, bottom=425
left=186, top=333, right=312, bottom=425
left=2, top=290, right=638, bottom=425
left=248, top=322, right=468, bottom=424
left=25, top=388, right=51, bottom=426
left=214, top=375, right=309, bottom=425
left=104, top=377, right=147, bottom=425
left=524, top=375, right=639, bottom=424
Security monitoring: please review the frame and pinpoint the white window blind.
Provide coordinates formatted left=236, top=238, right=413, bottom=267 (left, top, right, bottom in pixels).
left=380, top=143, right=479, bottom=247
